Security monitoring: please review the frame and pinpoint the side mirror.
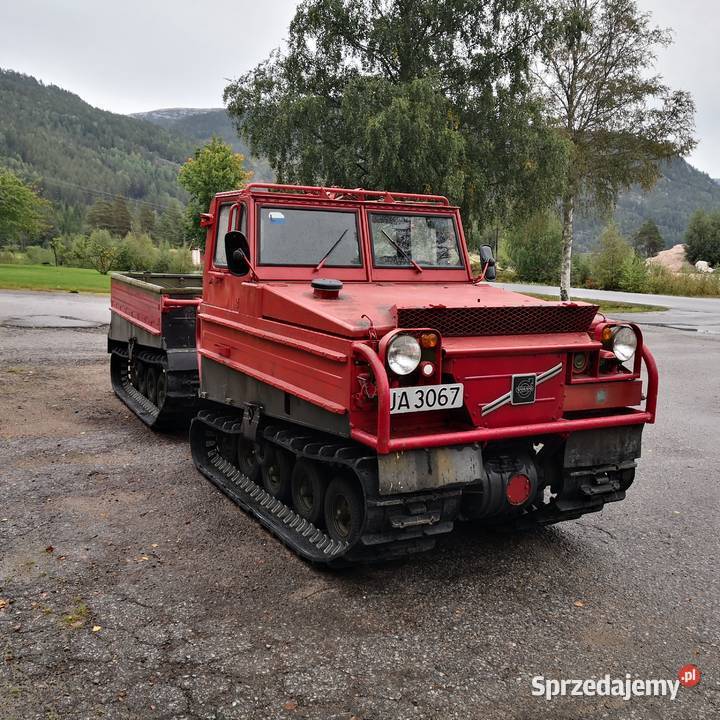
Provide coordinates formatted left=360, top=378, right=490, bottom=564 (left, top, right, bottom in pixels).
left=479, top=244, right=496, bottom=281
left=225, top=231, right=251, bottom=276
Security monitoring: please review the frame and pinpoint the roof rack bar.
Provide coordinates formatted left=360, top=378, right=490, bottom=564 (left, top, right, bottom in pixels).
left=244, top=182, right=450, bottom=206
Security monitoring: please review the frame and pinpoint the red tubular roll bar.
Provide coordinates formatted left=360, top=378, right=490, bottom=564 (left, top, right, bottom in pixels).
left=161, top=297, right=203, bottom=311
left=350, top=343, right=659, bottom=455
left=245, top=182, right=451, bottom=206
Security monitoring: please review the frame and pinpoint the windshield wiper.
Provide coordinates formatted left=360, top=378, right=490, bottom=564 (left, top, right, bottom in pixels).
left=314, top=229, right=349, bottom=272
left=381, top=229, right=423, bottom=273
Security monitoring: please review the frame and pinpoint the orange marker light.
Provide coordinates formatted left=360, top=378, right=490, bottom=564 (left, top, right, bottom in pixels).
left=601, top=326, right=614, bottom=343
left=420, top=332, right=439, bottom=349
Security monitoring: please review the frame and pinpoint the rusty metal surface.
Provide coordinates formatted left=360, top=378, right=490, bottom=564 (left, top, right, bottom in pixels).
left=378, top=445, right=482, bottom=495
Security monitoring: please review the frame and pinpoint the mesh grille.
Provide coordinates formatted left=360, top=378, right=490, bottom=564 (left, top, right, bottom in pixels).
left=395, top=304, right=599, bottom=337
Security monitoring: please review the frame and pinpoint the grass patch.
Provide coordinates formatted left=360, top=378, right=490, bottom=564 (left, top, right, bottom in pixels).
left=523, top=292, right=667, bottom=314
left=0, top=264, right=110, bottom=293
left=62, top=601, right=90, bottom=629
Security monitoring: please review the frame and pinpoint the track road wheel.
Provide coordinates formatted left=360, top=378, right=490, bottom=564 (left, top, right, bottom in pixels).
left=156, top=369, right=167, bottom=410
left=146, top=366, right=158, bottom=405
left=236, top=438, right=262, bottom=483
left=291, top=459, right=326, bottom=526
left=261, top=446, right=293, bottom=501
left=324, top=476, right=365, bottom=545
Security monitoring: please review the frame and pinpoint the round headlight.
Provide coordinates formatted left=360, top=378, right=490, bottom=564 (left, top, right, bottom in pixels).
left=387, top=334, right=422, bottom=376
left=612, top=326, right=637, bottom=362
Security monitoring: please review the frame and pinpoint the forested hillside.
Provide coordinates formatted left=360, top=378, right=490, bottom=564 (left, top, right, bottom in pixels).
left=2, top=68, right=718, bottom=252
left=575, top=158, right=720, bottom=249
left=132, top=108, right=273, bottom=181
left=0, top=69, right=194, bottom=228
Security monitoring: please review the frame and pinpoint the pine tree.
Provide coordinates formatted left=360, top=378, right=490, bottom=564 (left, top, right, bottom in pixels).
left=155, top=202, right=186, bottom=247
left=85, top=199, right=114, bottom=232
left=110, top=197, right=132, bottom=237
left=632, top=220, right=664, bottom=258
left=138, top=205, right=156, bottom=237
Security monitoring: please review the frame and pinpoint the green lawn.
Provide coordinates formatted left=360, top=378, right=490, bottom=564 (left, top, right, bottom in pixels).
left=523, top=292, right=666, bottom=314
left=0, top=264, right=110, bottom=293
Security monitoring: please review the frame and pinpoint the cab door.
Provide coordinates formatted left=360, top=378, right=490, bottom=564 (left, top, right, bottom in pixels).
left=205, top=200, right=246, bottom=310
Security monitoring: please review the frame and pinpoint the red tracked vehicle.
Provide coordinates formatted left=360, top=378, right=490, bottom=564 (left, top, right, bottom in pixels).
left=109, top=183, right=658, bottom=564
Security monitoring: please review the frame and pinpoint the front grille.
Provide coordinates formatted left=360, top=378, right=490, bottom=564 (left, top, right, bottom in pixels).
left=395, top=304, right=599, bottom=337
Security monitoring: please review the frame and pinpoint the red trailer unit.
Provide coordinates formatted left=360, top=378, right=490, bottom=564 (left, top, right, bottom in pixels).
left=108, top=272, right=202, bottom=429
left=179, top=183, right=658, bottom=564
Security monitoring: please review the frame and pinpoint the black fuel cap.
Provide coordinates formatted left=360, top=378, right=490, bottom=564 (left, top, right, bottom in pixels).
left=311, top=278, right=343, bottom=298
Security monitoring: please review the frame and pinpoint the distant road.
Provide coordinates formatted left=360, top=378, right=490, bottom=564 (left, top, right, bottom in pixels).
left=499, top=282, right=720, bottom=334
left=0, top=290, right=109, bottom=328
left=1, top=285, right=718, bottom=333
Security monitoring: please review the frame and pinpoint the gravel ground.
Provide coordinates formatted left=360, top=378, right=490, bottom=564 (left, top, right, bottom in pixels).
left=0, top=322, right=718, bottom=720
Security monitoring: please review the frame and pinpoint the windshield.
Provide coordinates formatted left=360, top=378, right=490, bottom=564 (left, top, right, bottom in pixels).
left=370, top=213, right=463, bottom=268
left=258, top=207, right=361, bottom=266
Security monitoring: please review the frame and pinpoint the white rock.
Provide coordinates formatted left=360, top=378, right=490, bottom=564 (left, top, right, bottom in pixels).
left=695, top=260, right=714, bottom=273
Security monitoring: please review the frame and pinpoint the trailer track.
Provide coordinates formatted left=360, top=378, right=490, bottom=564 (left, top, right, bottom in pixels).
left=110, top=344, right=198, bottom=430
left=190, top=411, right=461, bottom=565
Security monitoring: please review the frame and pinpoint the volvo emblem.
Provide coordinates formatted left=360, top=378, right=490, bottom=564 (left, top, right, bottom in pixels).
left=511, top=374, right=537, bottom=405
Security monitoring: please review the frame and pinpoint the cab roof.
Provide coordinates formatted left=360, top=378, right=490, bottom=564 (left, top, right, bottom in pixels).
left=214, top=183, right=455, bottom=209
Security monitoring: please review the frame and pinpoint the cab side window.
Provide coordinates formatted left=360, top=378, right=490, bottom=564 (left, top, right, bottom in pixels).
left=213, top=203, right=246, bottom=267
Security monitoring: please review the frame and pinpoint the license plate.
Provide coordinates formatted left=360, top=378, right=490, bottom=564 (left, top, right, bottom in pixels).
left=390, top=383, right=464, bottom=415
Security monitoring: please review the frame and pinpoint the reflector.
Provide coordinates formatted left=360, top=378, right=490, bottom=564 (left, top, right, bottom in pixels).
left=506, top=473, right=532, bottom=506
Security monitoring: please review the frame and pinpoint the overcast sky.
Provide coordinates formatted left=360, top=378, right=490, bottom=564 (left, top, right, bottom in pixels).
left=1, top=0, right=718, bottom=176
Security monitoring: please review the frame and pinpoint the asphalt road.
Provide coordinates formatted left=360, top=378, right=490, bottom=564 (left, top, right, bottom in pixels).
left=497, top=282, right=720, bottom=334
left=1, top=292, right=718, bottom=719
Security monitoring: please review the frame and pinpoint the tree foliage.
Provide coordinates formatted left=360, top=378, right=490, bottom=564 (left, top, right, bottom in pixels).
left=505, top=210, right=563, bottom=283
left=110, top=197, right=133, bottom=237
left=0, top=166, right=49, bottom=243
left=178, top=137, right=252, bottom=246
left=138, top=205, right=156, bottom=236
left=225, top=0, right=568, bottom=231
left=592, top=222, right=633, bottom=290
left=86, top=229, right=118, bottom=274
left=537, top=0, right=696, bottom=298
left=685, top=209, right=720, bottom=267
left=155, top=200, right=187, bottom=247
left=86, top=199, right=114, bottom=232
left=632, top=219, right=663, bottom=258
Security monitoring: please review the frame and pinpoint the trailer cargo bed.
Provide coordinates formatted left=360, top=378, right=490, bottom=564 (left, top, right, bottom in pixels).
left=108, top=272, right=202, bottom=429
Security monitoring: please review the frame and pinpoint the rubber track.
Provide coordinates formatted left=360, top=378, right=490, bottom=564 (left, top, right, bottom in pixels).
left=110, top=346, right=197, bottom=430
left=190, top=410, right=455, bottom=565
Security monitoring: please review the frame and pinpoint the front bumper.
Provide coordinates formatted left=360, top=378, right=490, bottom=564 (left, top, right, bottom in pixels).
left=351, top=343, right=658, bottom=454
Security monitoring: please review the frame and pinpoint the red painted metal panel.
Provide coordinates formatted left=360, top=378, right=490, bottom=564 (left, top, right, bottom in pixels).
left=110, top=279, right=162, bottom=335
left=564, top=379, right=643, bottom=412
left=447, top=353, right=566, bottom=427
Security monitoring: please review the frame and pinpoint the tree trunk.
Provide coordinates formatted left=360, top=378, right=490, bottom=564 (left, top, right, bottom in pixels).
left=559, top=192, right=575, bottom=301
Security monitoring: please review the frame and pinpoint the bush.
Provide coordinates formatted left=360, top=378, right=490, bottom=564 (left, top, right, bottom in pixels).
left=53, top=234, right=95, bottom=268
left=116, top=232, right=159, bottom=271
left=645, top=264, right=720, bottom=297
left=0, top=249, right=22, bottom=264
left=167, top=246, right=195, bottom=273
left=592, top=223, right=633, bottom=290
left=618, top=253, right=648, bottom=293
left=685, top=209, right=720, bottom=267
left=571, top=253, right=593, bottom=287
left=24, top=245, right=54, bottom=265
left=505, top=211, right=563, bottom=283
left=86, top=229, right=118, bottom=274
